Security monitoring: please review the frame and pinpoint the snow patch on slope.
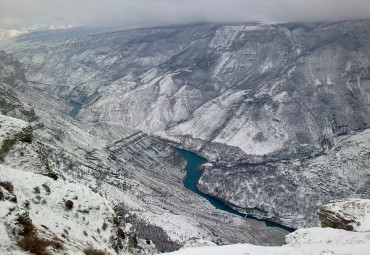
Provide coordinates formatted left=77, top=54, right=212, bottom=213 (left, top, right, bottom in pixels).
left=0, top=164, right=118, bottom=255
left=0, top=115, right=29, bottom=145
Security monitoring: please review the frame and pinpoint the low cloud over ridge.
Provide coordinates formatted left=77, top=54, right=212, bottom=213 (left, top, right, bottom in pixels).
left=1, top=0, right=370, bottom=29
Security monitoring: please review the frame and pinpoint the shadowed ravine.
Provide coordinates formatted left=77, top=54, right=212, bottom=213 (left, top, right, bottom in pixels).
left=175, top=147, right=294, bottom=232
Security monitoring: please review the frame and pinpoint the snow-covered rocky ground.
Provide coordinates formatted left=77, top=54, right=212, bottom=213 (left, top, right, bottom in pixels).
left=318, top=198, right=370, bottom=232
left=164, top=199, right=370, bottom=255
left=0, top=165, right=127, bottom=255
left=0, top=114, right=155, bottom=255
left=163, top=229, right=370, bottom=255
left=0, top=114, right=30, bottom=145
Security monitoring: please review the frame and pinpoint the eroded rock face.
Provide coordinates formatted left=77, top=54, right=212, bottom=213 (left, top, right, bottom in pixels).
left=0, top=50, right=37, bottom=121
left=318, top=199, right=370, bottom=232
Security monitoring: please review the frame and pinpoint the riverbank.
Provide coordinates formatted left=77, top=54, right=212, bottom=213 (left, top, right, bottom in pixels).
left=175, top=147, right=294, bottom=232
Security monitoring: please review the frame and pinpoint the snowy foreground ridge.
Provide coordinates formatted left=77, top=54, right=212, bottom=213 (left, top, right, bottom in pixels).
left=0, top=114, right=155, bottom=254
left=165, top=199, right=370, bottom=255
left=163, top=229, right=370, bottom=255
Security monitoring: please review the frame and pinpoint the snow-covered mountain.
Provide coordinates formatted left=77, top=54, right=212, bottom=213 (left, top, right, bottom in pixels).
left=0, top=20, right=369, bottom=254
left=0, top=47, right=287, bottom=254
left=0, top=25, right=77, bottom=41
left=2, top=21, right=368, bottom=229
left=0, top=29, right=28, bottom=40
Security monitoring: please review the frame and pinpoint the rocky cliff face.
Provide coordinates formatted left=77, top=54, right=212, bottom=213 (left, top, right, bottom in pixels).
left=318, top=198, right=370, bottom=232
left=1, top=21, right=370, bottom=229
left=198, top=128, right=370, bottom=228
left=0, top=50, right=36, bottom=121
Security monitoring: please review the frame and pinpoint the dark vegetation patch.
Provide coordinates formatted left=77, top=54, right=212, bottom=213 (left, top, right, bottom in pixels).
left=126, top=214, right=181, bottom=252
left=37, top=148, right=58, bottom=180
left=102, top=222, right=108, bottom=231
left=33, top=186, right=40, bottom=194
left=24, top=200, right=30, bottom=209
left=42, top=184, right=51, bottom=194
left=42, top=172, right=58, bottom=180
left=0, top=181, right=14, bottom=192
left=65, top=200, right=74, bottom=210
left=16, top=212, right=63, bottom=255
left=0, top=126, right=33, bottom=160
left=0, top=138, right=15, bottom=159
left=83, top=248, right=108, bottom=255
left=0, top=181, right=17, bottom=202
left=318, top=208, right=355, bottom=231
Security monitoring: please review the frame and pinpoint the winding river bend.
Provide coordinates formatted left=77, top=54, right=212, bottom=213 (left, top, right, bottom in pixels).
left=175, top=148, right=294, bottom=232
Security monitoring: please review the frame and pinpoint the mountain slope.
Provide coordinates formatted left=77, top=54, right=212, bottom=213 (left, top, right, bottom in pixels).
left=0, top=49, right=288, bottom=254
left=0, top=114, right=147, bottom=255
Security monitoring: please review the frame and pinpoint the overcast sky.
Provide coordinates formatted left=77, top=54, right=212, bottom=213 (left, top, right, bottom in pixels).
left=1, top=0, right=370, bottom=29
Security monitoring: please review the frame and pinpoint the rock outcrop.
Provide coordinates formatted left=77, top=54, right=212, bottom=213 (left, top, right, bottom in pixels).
left=318, top=198, right=370, bottom=232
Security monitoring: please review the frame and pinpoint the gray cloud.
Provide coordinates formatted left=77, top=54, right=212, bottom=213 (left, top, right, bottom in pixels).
left=1, top=0, right=370, bottom=29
